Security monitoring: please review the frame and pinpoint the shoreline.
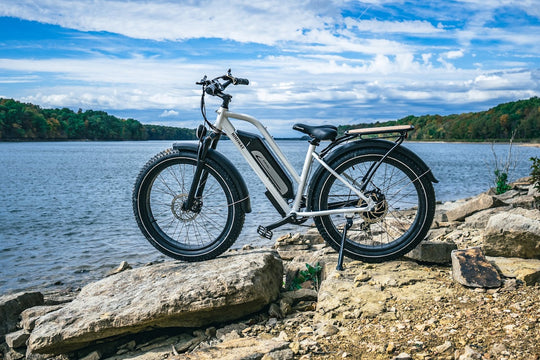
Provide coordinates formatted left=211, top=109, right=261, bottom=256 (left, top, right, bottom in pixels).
left=407, top=140, right=540, bottom=147
left=2, top=178, right=539, bottom=359
left=1, top=138, right=539, bottom=146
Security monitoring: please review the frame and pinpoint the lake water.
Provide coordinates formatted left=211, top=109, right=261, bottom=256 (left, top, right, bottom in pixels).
left=0, top=140, right=538, bottom=295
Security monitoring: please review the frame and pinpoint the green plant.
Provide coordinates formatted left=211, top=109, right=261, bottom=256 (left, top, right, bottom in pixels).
left=289, top=263, right=322, bottom=291
left=494, top=169, right=511, bottom=195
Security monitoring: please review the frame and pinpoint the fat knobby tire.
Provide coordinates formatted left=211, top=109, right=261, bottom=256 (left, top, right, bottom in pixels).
left=132, top=148, right=245, bottom=261
left=311, top=147, right=435, bottom=263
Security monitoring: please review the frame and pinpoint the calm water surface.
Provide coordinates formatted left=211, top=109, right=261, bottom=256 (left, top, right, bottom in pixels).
left=0, top=140, right=538, bottom=294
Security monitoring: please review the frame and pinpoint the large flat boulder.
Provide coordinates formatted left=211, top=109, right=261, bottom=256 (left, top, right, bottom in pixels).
left=28, top=249, right=283, bottom=355
left=483, top=208, right=540, bottom=259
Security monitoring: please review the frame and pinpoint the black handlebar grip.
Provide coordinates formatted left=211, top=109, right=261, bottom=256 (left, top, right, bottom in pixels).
left=234, top=77, right=249, bottom=85
left=205, top=83, right=220, bottom=95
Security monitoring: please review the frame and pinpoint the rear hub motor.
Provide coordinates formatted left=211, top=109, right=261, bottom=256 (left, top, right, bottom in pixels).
left=360, top=190, right=388, bottom=224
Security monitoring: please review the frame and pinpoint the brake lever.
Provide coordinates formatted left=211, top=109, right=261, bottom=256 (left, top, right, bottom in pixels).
left=195, top=75, right=205, bottom=85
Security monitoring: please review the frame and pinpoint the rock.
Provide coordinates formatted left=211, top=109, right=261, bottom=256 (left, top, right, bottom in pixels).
left=297, top=325, right=314, bottom=337
left=488, top=343, right=508, bottom=358
left=268, top=303, right=283, bottom=319
left=495, top=182, right=538, bottom=209
left=20, top=305, right=63, bottom=331
left=353, top=271, right=371, bottom=283
left=277, top=250, right=312, bottom=261
left=174, top=333, right=206, bottom=353
left=80, top=350, right=101, bottom=360
left=279, top=299, right=292, bottom=316
left=107, top=261, right=132, bottom=276
left=278, top=244, right=311, bottom=251
left=360, top=301, right=386, bottom=318
left=463, top=207, right=509, bottom=229
left=487, top=256, right=540, bottom=285
left=458, top=345, right=482, bottom=360
left=174, top=338, right=290, bottom=360
left=434, top=340, right=454, bottom=355
left=445, top=193, right=506, bottom=222
left=280, top=289, right=318, bottom=304
left=316, top=322, right=339, bottom=337
left=393, top=353, right=412, bottom=360
left=299, top=337, right=319, bottom=353
left=405, top=240, right=457, bottom=264
left=5, top=329, right=30, bottom=349
left=302, top=228, right=325, bottom=245
left=317, top=264, right=389, bottom=321
left=0, top=292, right=44, bottom=336
left=262, top=348, right=295, bottom=360
left=275, top=233, right=303, bottom=246
left=425, top=227, right=451, bottom=240
left=451, top=248, right=502, bottom=288
left=483, top=208, right=540, bottom=258
left=28, top=250, right=283, bottom=355
left=289, top=341, right=300, bottom=354
left=4, top=348, right=25, bottom=360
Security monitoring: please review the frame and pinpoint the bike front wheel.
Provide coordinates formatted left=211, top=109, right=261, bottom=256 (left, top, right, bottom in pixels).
left=133, top=148, right=245, bottom=261
left=311, top=147, right=435, bottom=263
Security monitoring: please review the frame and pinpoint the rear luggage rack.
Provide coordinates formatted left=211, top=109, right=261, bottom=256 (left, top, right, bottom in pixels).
left=320, top=124, right=415, bottom=158
left=346, top=124, right=414, bottom=136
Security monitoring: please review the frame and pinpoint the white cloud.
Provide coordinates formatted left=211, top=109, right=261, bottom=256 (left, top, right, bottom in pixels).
left=0, top=0, right=325, bottom=45
left=159, top=109, right=179, bottom=118
left=5, top=53, right=538, bottom=116
left=344, top=19, right=444, bottom=34
left=1, top=0, right=539, bottom=137
left=445, top=50, right=465, bottom=59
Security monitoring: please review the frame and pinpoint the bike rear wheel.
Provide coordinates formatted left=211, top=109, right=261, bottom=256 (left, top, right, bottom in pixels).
left=133, top=148, right=245, bottom=261
left=311, top=147, right=435, bottom=263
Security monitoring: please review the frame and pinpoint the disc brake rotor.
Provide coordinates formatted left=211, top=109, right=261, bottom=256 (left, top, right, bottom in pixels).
left=171, top=194, right=199, bottom=222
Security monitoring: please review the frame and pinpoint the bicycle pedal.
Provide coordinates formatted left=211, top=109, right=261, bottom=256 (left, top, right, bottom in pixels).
left=257, top=225, right=273, bottom=240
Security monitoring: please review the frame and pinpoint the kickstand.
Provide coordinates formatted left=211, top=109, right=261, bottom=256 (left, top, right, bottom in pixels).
left=336, top=215, right=354, bottom=271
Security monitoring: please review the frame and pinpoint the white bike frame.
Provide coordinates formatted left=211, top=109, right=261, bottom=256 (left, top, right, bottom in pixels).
left=213, top=107, right=374, bottom=218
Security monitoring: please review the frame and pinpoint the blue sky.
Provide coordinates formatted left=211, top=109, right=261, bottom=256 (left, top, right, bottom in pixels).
left=1, top=1, right=539, bottom=137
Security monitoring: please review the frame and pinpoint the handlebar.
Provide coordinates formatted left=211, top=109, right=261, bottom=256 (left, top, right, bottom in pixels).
left=196, top=69, right=249, bottom=98
left=197, top=69, right=249, bottom=130
left=232, top=77, right=249, bottom=85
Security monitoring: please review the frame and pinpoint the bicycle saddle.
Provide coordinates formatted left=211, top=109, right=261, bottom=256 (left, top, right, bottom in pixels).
left=293, top=123, right=338, bottom=141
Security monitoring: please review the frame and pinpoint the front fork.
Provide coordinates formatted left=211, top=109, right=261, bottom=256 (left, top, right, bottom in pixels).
left=182, top=132, right=221, bottom=213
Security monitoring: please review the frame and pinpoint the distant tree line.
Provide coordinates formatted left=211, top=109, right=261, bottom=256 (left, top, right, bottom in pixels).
left=3, top=97, right=539, bottom=142
left=339, top=97, right=540, bottom=142
left=0, top=98, right=196, bottom=141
